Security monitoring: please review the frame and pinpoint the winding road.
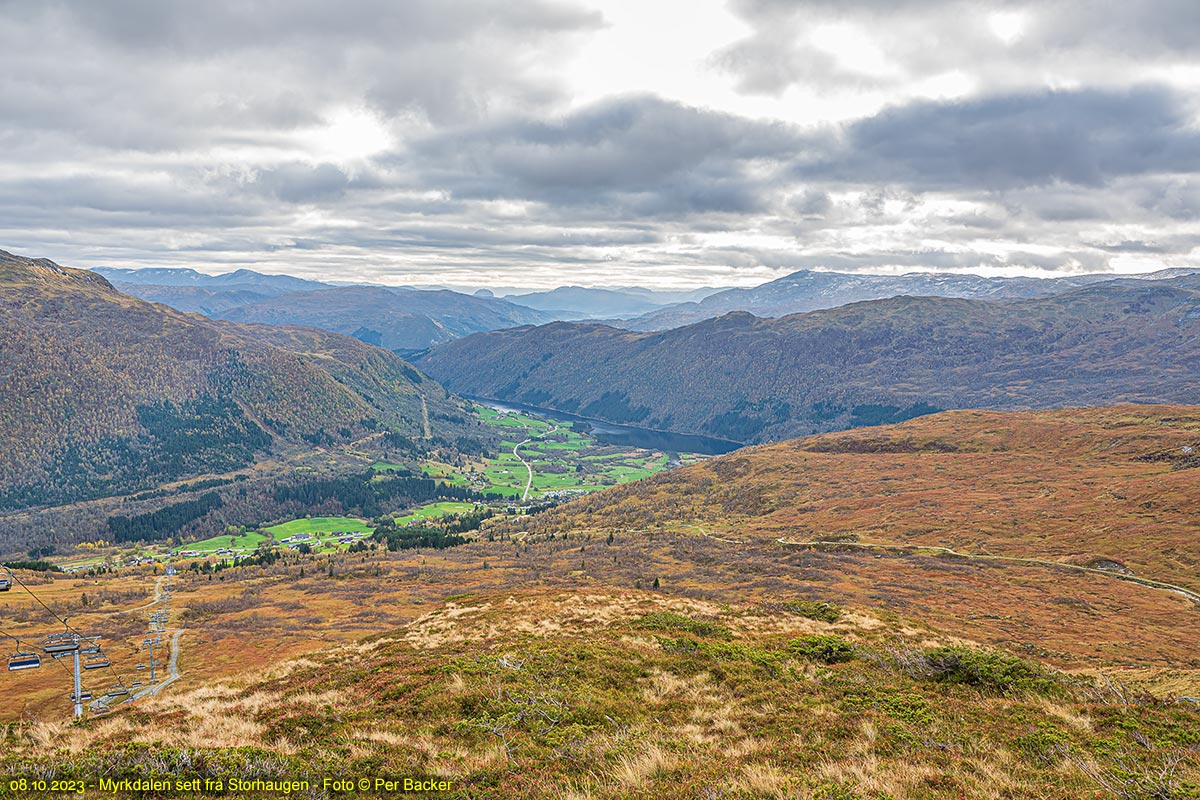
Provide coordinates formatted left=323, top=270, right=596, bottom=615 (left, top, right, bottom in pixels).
left=512, top=423, right=559, bottom=502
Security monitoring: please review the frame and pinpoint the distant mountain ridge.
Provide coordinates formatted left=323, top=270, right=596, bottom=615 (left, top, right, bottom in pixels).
left=96, top=266, right=560, bottom=351
left=417, top=276, right=1200, bottom=443
left=507, top=286, right=681, bottom=318
left=0, top=249, right=466, bottom=510
left=623, top=267, right=1200, bottom=329
left=95, top=266, right=328, bottom=293
left=216, top=286, right=558, bottom=352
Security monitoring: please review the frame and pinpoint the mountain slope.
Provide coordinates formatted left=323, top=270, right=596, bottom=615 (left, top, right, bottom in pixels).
left=217, top=285, right=558, bottom=351
left=625, top=268, right=1199, bottom=330
left=417, top=278, right=1200, bottom=442
left=0, top=249, right=463, bottom=509
left=519, top=404, right=1200, bottom=594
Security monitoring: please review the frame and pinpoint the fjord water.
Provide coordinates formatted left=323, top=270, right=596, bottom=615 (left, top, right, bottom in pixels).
left=468, top=396, right=742, bottom=456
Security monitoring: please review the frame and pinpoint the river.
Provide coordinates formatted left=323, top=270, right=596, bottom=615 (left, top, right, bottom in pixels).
left=467, top=396, right=743, bottom=456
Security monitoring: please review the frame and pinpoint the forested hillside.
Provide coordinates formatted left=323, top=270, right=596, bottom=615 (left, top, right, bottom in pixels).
left=418, top=278, right=1200, bottom=442
left=0, top=250, right=468, bottom=510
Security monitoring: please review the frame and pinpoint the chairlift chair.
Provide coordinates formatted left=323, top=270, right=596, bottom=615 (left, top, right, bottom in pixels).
left=43, top=632, right=80, bottom=654
left=8, top=649, right=41, bottom=671
left=0, top=566, right=11, bottom=591
left=70, top=692, right=93, bottom=702
left=84, top=652, right=110, bottom=670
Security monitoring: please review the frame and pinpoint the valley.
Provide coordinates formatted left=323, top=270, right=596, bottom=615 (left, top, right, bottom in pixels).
left=2, top=252, right=1200, bottom=798
left=3, top=406, right=1199, bottom=800
left=417, top=278, right=1200, bottom=443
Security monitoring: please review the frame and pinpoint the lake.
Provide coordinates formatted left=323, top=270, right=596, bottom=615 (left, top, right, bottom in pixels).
left=468, top=396, right=743, bottom=456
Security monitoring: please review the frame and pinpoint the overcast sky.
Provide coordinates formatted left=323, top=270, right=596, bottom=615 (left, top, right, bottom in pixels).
left=3, top=0, right=1200, bottom=289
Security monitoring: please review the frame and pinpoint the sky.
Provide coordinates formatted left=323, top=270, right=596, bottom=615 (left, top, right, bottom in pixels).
left=2, top=0, right=1200, bottom=290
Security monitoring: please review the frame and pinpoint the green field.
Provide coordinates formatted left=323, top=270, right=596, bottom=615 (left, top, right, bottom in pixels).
left=184, top=530, right=269, bottom=554
left=395, top=501, right=480, bottom=525
left=427, top=405, right=687, bottom=500
left=264, top=517, right=374, bottom=537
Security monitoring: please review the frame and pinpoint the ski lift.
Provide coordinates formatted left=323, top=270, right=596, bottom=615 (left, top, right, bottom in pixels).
left=43, top=631, right=79, bottom=654
left=104, top=683, right=129, bottom=698
left=136, top=664, right=147, bottom=670
left=130, top=681, right=143, bottom=688
left=92, top=705, right=111, bottom=717
left=0, top=567, right=11, bottom=591
left=84, top=651, right=110, bottom=670
left=8, top=647, right=41, bottom=671
left=70, top=692, right=93, bottom=702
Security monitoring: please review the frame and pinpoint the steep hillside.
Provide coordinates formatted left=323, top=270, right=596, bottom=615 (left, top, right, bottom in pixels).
left=418, top=279, right=1200, bottom=442
left=217, top=285, right=557, bottom=352
left=516, top=404, right=1200, bottom=594
left=0, top=250, right=465, bottom=510
left=624, top=268, right=1199, bottom=330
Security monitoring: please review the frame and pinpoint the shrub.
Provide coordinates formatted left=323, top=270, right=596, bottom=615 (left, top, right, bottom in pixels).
left=923, top=645, right=1056, bottom=695
left=635, top=612, right=731, bottom=639
left=788, top=634, right=856, bottom=664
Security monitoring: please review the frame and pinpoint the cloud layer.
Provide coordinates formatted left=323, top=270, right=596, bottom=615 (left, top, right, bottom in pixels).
left=1, top=0, right=1199, bottom=287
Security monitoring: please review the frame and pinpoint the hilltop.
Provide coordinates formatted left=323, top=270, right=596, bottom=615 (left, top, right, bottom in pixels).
left=417, top=278, right=1200, bottom=442
left=0, top=249, right=469, bottom=512
left=511, top=404, right=1200, bottom=636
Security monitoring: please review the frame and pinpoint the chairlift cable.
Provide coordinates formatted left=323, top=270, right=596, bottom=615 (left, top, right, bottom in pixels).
left=7, top=570, right=136, bottom=687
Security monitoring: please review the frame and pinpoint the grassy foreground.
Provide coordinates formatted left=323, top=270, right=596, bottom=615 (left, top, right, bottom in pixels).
left=2, top=589, right=1196, bottom=799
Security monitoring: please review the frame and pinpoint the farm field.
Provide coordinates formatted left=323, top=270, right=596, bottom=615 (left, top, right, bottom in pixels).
left=182, top=530, right=269, bottom=555
left=427, top=405, right=692, bottom=499
left=263, top=517, right=375, bottom=537
left=395, top=500, right=480, bottom=525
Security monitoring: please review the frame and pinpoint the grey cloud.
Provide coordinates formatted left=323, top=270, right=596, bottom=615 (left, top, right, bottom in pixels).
left=1, top=1, right=1198, bottom=288
left=254, top=163, right=350, bottom=203
left=717, top=1, right=1200, bottom=96
left=409, top=95, right=802, bottom=216
left=803, top=87, right=1200, bottom=191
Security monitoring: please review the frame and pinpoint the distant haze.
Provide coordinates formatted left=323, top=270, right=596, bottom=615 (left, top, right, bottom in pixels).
left=2, top=2, right=1200, bottom=288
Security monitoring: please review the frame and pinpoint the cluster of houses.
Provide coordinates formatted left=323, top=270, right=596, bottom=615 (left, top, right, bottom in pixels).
left=278, top=531, right=367, bottom=550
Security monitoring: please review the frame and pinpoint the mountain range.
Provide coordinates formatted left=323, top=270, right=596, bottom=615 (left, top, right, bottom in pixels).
left=97, top=266, right=559, bottom=351
left=215, top=286, right=556, bottom=353
left=621, top=266, right=1200, bottom=330
left=417, top=276, right=1200, bottom=442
